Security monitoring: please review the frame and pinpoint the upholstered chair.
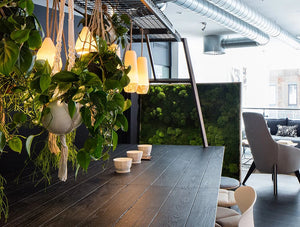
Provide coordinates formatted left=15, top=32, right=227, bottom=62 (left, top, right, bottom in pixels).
left=242, top=112, right=300, bottom=195
left=216, top=186, right=256, bottom=227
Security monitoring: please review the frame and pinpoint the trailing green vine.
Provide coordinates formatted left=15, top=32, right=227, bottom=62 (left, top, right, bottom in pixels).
left=0, top=174, right=8, bottom=222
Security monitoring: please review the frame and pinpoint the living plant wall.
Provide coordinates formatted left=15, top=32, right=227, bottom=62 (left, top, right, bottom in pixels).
left=140, top=83, right=241, bottom=179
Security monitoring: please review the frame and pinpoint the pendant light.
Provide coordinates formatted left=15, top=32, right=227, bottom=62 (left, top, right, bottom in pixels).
left=75, top=0, right=97, bottom=55
left=36, top=0, right=62, bottom=69
left=137, top=29, right=149, bottom=94
left=124, top=20, right=138, bottom=93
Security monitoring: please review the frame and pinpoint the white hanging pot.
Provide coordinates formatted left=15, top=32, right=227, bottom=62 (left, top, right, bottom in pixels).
left=42, top=100, right=82, bottom=135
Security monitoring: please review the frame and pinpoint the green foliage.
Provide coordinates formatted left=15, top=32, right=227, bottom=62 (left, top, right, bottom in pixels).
left=0, top=0, right=132, bottom=218
left=140, top=84, right=241, bottom=179
left=0, top=174, right=9, bottom=222
left=0, top=0, right=42, bottom=76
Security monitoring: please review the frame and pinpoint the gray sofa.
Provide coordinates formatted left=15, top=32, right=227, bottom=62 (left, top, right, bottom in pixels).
left=266, top=117, right=300, bottom=148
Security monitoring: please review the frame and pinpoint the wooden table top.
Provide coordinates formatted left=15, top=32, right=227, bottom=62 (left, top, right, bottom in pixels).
left=3, top=144, right=224, bottom=227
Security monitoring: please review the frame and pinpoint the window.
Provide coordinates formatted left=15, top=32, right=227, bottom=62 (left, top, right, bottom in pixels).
left=288, top=84, right=297, bottom=106
left=268, top=85, right=276, bottom=106
left=154, top=65, right=170, bottom=79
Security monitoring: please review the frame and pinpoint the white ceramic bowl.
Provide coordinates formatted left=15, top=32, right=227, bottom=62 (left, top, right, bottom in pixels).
left=113, top=157, right=132, bottom=173
left=137, top=144, right=152, bottom=157
left=127, top=150, right=143, bottom=164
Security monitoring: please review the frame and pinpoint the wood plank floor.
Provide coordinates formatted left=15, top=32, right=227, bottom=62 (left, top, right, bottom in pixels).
left=242, top=169, right=300, bottom=227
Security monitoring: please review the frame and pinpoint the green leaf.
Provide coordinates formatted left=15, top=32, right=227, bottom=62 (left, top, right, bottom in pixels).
left=68, top=100, right=76, bottom=119
left=52, top=71, right=79, bottom=82
left=94, top=114, right=105, bottom=130
left=30, top=76, right=41, bottom=92
left=104, top=79, right=121, bottom=91
left=90, top=91, right=107, bottom=108
left=123, top=99, right=132, bottom=112
left=72, top=92, right=85, bottom=102
left=120, top=75, right=130, bottom=88
left=0, top=39, right=19, bottom=75
left=38, top=94, right=50, bottom=104
left=28, top=30, right=42, bottom=49
left=11, top=86, right=26, bottom=93
left=10, top=29, right=31, bottom=44
left=120, top=14, right=131, bottom=25
left=112, top=93, right=125, bottom=110
left=19, top=46, right=34, bottom=74
left=116, top=114, right=128, bottom=132
left=40, top=73, right=51, bottom=92
left=8, top=137, right=22, bottom=153
left=80, top=107, right=91, bottom=127
left=0, top=131, right=6, bottom=152
left=77, top=150, right=91, bottom=171
left=13, top=112, right=26, bottom=123
left=112, top=130, right=118, bottom=151
left=26, top=135, right=35, bottom=156
left=85, top=72, right=102, bottom=86
left=18, top=0, right=34, bottom=15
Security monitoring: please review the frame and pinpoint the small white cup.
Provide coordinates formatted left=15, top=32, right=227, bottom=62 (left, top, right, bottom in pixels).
left=113, top=157, right=132, bottom=173
left=137, top=144, right=152, bottom=157
left=127, top=150, right=143, bottom=164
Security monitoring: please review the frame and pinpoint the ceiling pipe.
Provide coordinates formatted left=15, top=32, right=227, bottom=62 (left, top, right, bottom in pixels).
left=221, top=37, right=258, bottom=49
left=206, top=0, right=300, bottom=49
left=203, top=35, right=258, bottom=54
left=155, top=0, right=270, bottom=45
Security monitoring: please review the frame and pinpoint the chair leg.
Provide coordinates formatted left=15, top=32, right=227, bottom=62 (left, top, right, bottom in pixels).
left=242, top=162, right=256, bottom=185
left=273, top=164, right=277, bottom=196
left=295, top=170, right=300, bottom=183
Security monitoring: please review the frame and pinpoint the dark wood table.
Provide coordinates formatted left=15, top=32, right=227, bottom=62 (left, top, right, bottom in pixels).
left=3, top=144, right=224, bottom=227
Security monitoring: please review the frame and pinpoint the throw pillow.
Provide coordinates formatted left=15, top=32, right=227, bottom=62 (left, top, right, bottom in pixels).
left=276, top=125, right=298, bottom=137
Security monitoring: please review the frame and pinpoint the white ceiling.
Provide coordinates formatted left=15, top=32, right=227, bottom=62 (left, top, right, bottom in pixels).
left=163, top=0, right=300, bottom=39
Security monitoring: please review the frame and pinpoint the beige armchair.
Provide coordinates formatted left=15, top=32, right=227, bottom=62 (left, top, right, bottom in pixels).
left=242, top=112, right=300, bottom=195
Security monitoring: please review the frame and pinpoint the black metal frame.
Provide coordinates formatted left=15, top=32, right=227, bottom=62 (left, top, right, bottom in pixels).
left=72, top=0, right=208, bottom=147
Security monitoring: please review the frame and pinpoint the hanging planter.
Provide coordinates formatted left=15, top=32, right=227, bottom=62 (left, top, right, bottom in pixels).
left=41, top=100, right=82, bottom=135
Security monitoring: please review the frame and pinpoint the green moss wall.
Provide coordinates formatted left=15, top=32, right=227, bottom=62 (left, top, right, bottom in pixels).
left=140, top=83, right=241, bottom=179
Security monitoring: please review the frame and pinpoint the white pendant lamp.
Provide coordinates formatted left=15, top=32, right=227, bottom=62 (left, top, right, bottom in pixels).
left=37, top=37, right=62, bottom=69
left=75, top=26, right=97, bottom=55
left=137, top=56, right=149, bottom=94
left=36, top=0, right=62, bottom=70
left=124, top=50, right=138, bottom=93
left=124, top=21, right=138, bottom=93
left=136, top=29, right=149, bottom=94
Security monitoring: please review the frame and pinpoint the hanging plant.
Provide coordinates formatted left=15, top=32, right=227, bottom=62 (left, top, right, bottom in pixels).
left=0, top=0, right=133, bottom=222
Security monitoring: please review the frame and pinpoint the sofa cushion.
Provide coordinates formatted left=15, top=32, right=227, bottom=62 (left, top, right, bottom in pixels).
left=287, top=119, right=300, bottom=137
left=266, top=118, right=288, bottom=135
left=276, top=125, right=298, bottom=137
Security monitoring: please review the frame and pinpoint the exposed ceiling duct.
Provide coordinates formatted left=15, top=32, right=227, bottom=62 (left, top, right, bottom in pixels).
left=206, top=0, right=300, bottom=49
left=203, top=35, right=258, bottom=55
left=156, top=0, right=269, bottom=45
left=203, top=35, right=225, bottom=55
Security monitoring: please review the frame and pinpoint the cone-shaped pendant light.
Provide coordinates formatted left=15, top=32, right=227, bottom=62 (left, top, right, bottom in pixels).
left=75, top=26, right=97, bottom=55
left=137, top=56, right=149, bottom=94
left=124, top=50, right=138, bottom=93
left=37, top=37, right=62, bottom=69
